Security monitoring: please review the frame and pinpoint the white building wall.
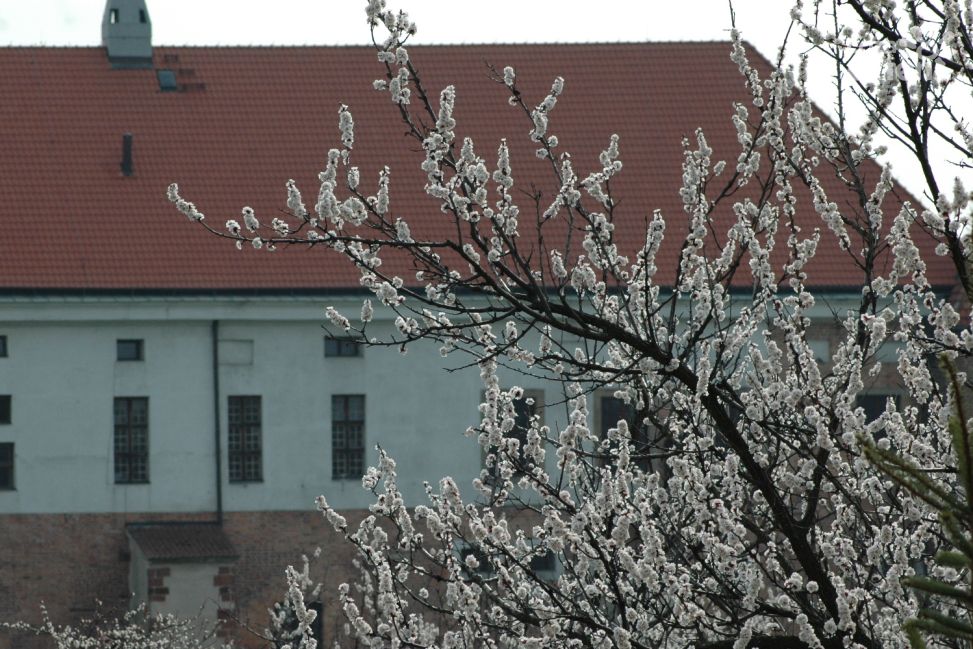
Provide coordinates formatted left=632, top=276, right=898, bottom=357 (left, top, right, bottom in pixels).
left=0, top=292, right=870, bottom=515
left=0, top=296, right=498, bottom=514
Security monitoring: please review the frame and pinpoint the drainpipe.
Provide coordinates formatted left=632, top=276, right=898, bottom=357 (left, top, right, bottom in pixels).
left=212, top=320, right=223, bottom=524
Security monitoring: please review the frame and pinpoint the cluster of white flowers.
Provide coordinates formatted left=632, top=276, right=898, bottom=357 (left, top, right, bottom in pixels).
left=3, top=604, right=226, bottom=649
left=338, top=104, right=355, bottom=150
left=169, top=2, right=973, bottom=648
left=530, top=76, right=564, bottom=143
left=167, top=183, right=205, bottom=221
left=266, top=551, right=323, bottom=649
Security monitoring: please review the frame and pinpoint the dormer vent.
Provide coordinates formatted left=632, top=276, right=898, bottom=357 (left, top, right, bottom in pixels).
left=102, top=0, right=153, bottom=69
left=121, top=133, right=134, bottom=177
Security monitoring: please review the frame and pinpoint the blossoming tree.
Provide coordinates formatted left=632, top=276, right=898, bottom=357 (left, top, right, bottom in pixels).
left=171, top=0, right=973, bottom=647
left=2, top=605, right=227, bottom=649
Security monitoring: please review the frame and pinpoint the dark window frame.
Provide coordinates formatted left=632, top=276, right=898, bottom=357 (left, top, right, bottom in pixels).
left=114, top=397, right=149, bottom=484
left=117, top=339, right=144, bottom=361
left=857, top=393, right=902, bottom=424
left=529, top=550, right=558, bottom=581
left=0, top=335, right=7, bottom=357
left=228, top=395, right=263, bottom=483
left=332, top=394, right=365, bottom=480
left=325, top=337, right=362, bottom=358
left=0, top=395, right=10, bottom=425
left=0, top=443, right=13, bottom=490
left=595, top=392, right=656, bottom=473
left=458, top=543, right=495, bottom=579
left=157, top=69, right=178, bottom=92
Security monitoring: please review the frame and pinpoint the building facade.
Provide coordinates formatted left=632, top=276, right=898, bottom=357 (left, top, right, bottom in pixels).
left=0, top=1, right=957, bottom=647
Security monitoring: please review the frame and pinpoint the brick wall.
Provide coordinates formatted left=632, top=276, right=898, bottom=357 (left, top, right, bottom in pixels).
left=0, top=510, right=367, bottom=649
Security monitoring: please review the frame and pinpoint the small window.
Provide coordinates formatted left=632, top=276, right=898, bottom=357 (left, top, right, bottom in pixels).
left=332, top=395, right=365, bottom=480
left=109, top=8, right=119, bottom=24
left=114, top=397, right=149, bottom=483
left=117, top=339, right=144, bottom=361
left=157, top=69, right=178, bottom=92
left=0, top=443, right=13, bottom=490
left=0, top=396, right=10, bottom=425
left=325, top=337, right=362, bottom=358
left=808, top=340, right=830, bottom=364
left=458, top=543, right=495, bottom=579
left=857, top=393, right=901, bottom=423
left=596, top=393, right=654, bottom=472
left=139, top=9, right=147, bottom=23
left=529, top=551, right=558, bottom=581
left=228, top=396, right=262, bottom=482
left=0, top=335, right=7, bottom=357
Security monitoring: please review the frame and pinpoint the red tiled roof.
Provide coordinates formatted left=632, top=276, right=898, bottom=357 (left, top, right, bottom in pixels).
left=128, top=523, right=237, bottom=561
left=0, top=43, right=956, bottom=291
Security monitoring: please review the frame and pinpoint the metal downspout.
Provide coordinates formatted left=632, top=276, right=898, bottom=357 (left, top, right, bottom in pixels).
left=212, top=319, right=223, bottom=524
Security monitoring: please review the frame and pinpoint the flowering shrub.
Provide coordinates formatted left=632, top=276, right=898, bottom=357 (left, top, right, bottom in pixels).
left=174, top=1, right=973, bottom=647
left=3, top=604, right=226, bottom=649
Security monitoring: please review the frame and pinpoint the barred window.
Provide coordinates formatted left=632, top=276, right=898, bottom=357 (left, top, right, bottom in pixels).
left=332, top=395, right=365, bottom=480
left=114, top=397, right=148, bottom=484
left=325, top=337, right=362, bottom=357
left=0, top=443, right=13, bottom=490
left=228, top=396, right=262, bottom=482
left=117, top=339, right=144, bottom=361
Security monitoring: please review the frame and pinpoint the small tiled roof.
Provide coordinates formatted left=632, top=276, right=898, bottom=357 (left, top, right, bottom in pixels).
left=128, top=523, right=238, bottom=562
left=0, top=43, right=956, bottom=291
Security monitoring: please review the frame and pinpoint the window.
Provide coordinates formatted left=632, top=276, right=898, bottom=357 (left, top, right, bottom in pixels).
left=596, top=393, right=653, bottom=472
left=109, top=8, right=119, bottom=24
left=0, top=335, right=7, bottom=357
left=332, top=395, right=365, bottom=480
left=139, top=9, right=147, bottom=23
left=529, top=551, right=558, bottom=581
left=857, top=393, right=901, bottom=423
left=157, top=69, right=178, bottom=92
left=0, top=443, right=13, bottom=490
left=0, top=396, right=10, bottom=425
left=228, top=396, right=262, bottom=482
left=325, top=337, right=362, bottom=357
left=117, top=339, right=144, bottom=361
left=808, top=340, right=830, bottom=364
left=458, top=543, right=495, bottom=579
left=484, top=389, right=543, bottom=482
left=114, top=397, right=148, bottom=483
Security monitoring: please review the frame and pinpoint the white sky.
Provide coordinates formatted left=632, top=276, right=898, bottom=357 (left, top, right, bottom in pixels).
left=0, top=1, right=788, bottom=51
left=0, top=0, right=962, bottom=204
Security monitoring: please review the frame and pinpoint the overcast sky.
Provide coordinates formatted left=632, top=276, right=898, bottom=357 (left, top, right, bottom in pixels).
left=0, top=1, right=791, bottom=52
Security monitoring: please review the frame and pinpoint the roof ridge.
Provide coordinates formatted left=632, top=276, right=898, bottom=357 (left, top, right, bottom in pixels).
left=0, top=40, right=737, bottom=51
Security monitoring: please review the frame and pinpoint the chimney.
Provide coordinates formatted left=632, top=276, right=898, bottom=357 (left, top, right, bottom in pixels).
left=102, top=0, right=153, bottom=69
left=121, top=133, right=134, bottom=177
